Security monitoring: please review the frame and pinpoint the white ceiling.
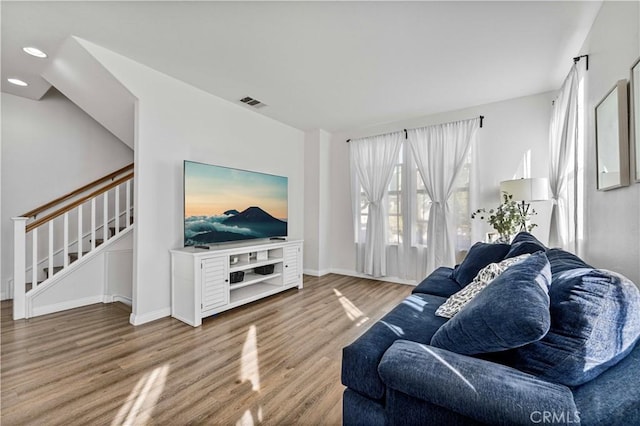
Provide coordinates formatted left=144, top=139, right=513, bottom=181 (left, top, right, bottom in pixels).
left=1, top=1, right=602, bottom=132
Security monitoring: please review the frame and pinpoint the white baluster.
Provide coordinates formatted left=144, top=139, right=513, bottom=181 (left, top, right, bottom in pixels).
left=12, top=217, right=27, bottom=320
left=78, top=204, right=83, bottom=261
left=115, top=185, right=120, bottom=236
left=126, top=179, right=131, bottom=228
left=32, top=227, right=38, bottom=289
left=63, top=212, right=69, bottom=268
left=103, top=191, right=109, bottom=242
left=91, top=198, right=96, bottom=250
left=48, top=221, right=54, bottom=279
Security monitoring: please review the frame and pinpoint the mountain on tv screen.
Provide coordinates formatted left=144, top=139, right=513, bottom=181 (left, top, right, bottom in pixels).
left=183, top=161, right=288, bottom=246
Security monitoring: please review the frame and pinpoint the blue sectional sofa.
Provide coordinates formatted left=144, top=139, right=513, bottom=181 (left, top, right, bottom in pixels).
left=342, top=233, right=640, bottom=425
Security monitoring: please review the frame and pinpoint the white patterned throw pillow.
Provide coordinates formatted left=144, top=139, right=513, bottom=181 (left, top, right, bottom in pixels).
left=435, top=253, right=531, bottom=318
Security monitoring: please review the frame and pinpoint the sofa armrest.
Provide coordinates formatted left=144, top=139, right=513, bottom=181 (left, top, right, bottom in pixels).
left=379, top=340, right=580, bottom=425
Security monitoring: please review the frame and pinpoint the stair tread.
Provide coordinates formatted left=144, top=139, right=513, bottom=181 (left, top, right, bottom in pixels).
left=43, top=266, right=64, bottom=278
left=25, top=282, right=42, bottom=291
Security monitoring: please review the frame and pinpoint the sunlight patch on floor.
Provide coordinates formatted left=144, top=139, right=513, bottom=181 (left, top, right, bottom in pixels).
left=236, top=325, right=263, bottom=426
left=240, top=325, right=261, bottom=392
left=112, top=364, right=170, bottom=426
left=334, top=288, right=369, bottom=326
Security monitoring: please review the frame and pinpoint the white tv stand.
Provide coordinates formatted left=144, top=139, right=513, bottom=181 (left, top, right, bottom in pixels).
left=170, top=239, right=303, bottom=327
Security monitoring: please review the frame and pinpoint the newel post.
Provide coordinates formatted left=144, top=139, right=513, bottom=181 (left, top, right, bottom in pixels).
left=12, top=217, right=28, bottom=320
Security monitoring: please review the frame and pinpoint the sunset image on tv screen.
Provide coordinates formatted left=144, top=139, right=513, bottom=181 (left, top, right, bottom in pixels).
left=184, top=161, right=288, bottom=246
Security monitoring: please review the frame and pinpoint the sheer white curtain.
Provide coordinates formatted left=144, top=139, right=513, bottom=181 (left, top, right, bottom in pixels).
left=549, top=65, right=579, bottom=251
left=407, top=118, right=480, bottom=274
left=350, top=132, right=404, bottom=277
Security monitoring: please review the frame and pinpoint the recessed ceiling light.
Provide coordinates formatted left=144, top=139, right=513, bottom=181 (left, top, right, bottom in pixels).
left=23, top=47, right=47, bottom=58
left=8, top=78, right=28, bottom=87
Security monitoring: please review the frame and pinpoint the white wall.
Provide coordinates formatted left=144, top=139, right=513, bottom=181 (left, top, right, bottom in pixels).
left=578, top=1, right=640, bottom=285
left=78, top=38, right=305, bottom=325
left=42, top=37, right=136, bottom=148
left=304, top=129, right=331, bottom=276
left=328, top=91, right=555, bottom=279
left=1, top=89, right=133, bottom=299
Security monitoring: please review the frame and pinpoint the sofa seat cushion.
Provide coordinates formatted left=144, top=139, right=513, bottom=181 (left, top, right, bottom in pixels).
left=451, top=242, right=511, bottom=287
left=514, top=268, right=640, bottom=386
left=412, top=266, right=460, bottom=298
left=572, top=341, right=640, bottom=425
left=342, top=293, right=448, bottom=400
left=431, top=252, right=551, bottom=355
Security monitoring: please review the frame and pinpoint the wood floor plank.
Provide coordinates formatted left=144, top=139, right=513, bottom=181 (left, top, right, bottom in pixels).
left=1, top=274, right=410, bottom=425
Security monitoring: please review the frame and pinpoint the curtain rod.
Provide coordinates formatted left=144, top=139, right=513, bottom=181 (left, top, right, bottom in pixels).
left=573, top=54, right=589, bottom=70
left=346, top=115, right=484, bottom=143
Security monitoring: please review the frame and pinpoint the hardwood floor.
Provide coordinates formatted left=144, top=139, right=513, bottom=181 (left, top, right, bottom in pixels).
left=1, top=274, right=410, bottom=425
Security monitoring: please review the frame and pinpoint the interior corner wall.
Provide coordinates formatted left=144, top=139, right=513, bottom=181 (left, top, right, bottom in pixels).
left=578, top=1, right=640, bottom=285
left=0, top=89, right=133, bottom=300
left=77, top=39, right=305, bottom=325
left=304, top=129, right=331, bottom=276
left=328, top=91, right=555, bottom=279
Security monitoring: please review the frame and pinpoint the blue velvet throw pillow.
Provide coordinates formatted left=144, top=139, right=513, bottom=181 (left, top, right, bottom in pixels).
left=505, top=232, right=546, bottom=259
left=451, top=242, right=510, bottom=287
left=513, top=268, right=640, bottom=387
left=431, top=252, right=551, bottom=355
left=511, top=231, right=546, bottom=246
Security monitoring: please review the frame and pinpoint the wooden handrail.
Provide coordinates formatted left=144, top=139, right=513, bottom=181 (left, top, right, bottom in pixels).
left=21, top=163, right=134, bottom=219
left=26, top=172, right=134, bottom=233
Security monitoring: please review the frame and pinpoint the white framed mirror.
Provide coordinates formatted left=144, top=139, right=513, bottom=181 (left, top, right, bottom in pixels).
left=595, top=80, right=629, bottom=191
left=631, top=57, right=640, bottom=183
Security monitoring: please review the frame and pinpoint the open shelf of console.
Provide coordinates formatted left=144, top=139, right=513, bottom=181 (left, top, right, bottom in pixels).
left=229, top=272, right=283, bottom=290
left=229, top=282, right=283, bottom=304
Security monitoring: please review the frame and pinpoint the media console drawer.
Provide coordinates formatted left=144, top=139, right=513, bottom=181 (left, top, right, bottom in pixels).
left=170, top=239, right=303, bottom=327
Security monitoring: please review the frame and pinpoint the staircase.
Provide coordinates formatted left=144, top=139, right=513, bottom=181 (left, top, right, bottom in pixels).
left=12, top=164, right=134, bottom=320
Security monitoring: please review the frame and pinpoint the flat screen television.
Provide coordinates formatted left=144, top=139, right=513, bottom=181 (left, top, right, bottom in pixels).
left=183, top=160, right=288, bottom=246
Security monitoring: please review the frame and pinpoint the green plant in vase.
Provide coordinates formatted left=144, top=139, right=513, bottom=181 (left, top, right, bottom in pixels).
left=471, top=192, right=538, bottom=243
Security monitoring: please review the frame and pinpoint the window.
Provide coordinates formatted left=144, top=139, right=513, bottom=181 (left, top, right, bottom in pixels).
left=358, top=145, right=471, bottom=249
left=358, top=145, right=404, bottom=245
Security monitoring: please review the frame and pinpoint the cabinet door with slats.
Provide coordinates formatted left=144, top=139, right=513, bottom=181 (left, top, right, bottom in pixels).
left=201, top=257, right=228, bottom=310
left=283, top=245, right=301, bottom=286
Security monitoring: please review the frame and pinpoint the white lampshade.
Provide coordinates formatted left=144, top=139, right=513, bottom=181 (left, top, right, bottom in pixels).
left=499, top=178, right=549, bottom=202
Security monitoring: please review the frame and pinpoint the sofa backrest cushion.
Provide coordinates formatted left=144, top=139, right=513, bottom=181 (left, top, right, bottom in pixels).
left=505, top=232, right=546, bottom=259
left=450, top=242, right=510, bottom=287
left=431, top=251, right=551, bottom=355
left=412, top=266, right=461, bottom=298
left=513, top=268, right=640, bottom=387
left=545, top=248, right=592, bottom=276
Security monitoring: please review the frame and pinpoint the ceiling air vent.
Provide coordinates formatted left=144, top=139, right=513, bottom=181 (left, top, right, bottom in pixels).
left=240, top=96, right=267, bottom=109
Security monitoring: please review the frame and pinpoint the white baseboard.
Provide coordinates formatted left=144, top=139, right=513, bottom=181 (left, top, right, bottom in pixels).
left=303, top=268, right=331, bottom=277
left=329, top=268, right=417, bottom=286
left=171, top=312, right=198, bottom=327
left=129, top=307, right=171, bottom=326
left=113, top=295, right=132, bottom=306
left=31, top=295, right=104, bottom=317
left=2, top=279, right=14, bottom=300
left=102, top=295, right=132, bottom=306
